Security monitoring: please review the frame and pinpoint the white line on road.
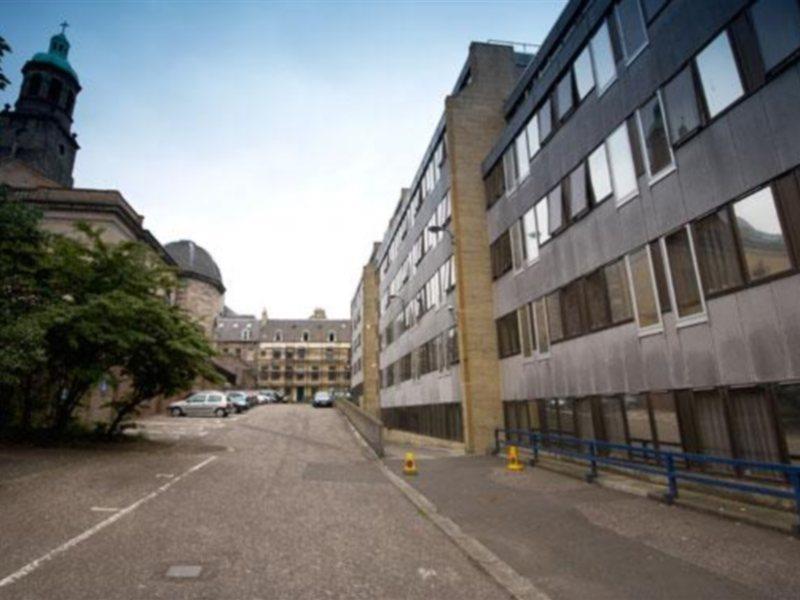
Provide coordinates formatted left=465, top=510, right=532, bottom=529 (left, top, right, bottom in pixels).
left=89, top=507, right=120, bottom=513
left=0, top=455, right=217, bottom=589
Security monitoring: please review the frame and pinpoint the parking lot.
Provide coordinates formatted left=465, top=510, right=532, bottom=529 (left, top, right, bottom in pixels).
left=0, top=404, right=505, bottom=599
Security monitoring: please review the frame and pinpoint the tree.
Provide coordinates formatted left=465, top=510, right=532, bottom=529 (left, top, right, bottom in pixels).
left=0, top=36, right=11, bottom=91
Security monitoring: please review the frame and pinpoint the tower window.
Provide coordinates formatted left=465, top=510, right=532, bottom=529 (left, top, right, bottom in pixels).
left=59, top=144, right=65, bottom=156
left=27, top=74, right=43, bottom=98
left=328, top=331, right=336, bottom=342
left=302, top=330, right=310, bottom=342
left=65, top=91, right=75, bottom=116
left=47, top=78, right=63, bottom=105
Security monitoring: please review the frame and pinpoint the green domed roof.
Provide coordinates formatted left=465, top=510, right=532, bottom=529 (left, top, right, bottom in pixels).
left=30, top=31, right=79, bottom=83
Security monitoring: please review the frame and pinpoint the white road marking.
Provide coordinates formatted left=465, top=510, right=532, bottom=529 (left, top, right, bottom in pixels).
left=0, top=455, right=217, bottom=589
left=89, top=507, right=119, bottom=513
left=155, top=473, right=174, bottom=479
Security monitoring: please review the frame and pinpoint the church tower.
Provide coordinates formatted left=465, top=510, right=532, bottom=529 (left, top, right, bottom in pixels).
left=0, top=24, right=81, bottom=187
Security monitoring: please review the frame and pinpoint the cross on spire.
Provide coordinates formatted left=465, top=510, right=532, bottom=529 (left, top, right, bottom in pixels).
left=60, top=21, right=69, bottom=35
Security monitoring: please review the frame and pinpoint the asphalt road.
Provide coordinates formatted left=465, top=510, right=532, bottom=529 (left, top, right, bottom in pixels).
left=0, top=405, right=506, bottom=600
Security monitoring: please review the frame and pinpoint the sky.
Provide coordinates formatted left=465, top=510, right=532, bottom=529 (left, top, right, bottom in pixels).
left=1, top=0, right=566, bottom=319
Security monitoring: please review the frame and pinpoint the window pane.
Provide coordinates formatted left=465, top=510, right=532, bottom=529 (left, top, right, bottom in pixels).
left=533, top=298, right=550, bottom=353
left=733, top=187, right=793, bottom=281
left=515, top=133, right=530, bottom=181
left=497, top=311, right=521, bottom=358
left=526, top=114, right=540, bottom=159
left=617, top=0, right=648, bottom=61
left=536, top=198, right=550, bottom=245
left=604, top=258, right=634, bottom=324
left=642, top=0, right=668, bottom=22
left=693, top=208, right=744, bottom=295
left=547, top=184, right=563, bottom=235
left=585, top=269, right=611, bottom=331
left=663, top=66, right=702, bottom=145
left=777, top=384, right=800, bottom=462
left=573, top=46, right=595, bottom=100
left=649, top=240, right=671, bottom=313
left=546, top=292, right=564, bottom=342
left=664, top=228, right=704, bottom=318
left=628, top=247, right=660, bottom=329
left=625, top=394, right=654, bottom=446
left=519, top=305, right=533, bottom=357
left=568, top=162, right=588, bottom=219
left=650, top=391, right=682, bottom=448
left=522, top=206, right=539, bottom=262
left=639, top=94, right=673, bottom=176
left=503, top=147, right=518, bottom=190
left=696, top=31, right=744, bottom=118
left=538, top=99, right=553, bottom=143
left=607, top=123, right=638, bottom=202
left=728, top=387, right=782, bottom=462
left=588, top=144, right=613, bottom=203
left=510, top=221, right=524, bottom=271
left=590, top=21, right=617, bottom=92
left=561, top=280, right=586, bottom=338
left=751, top=0, right=800, bottom=72
left=556, top=71, right=574, bottom=121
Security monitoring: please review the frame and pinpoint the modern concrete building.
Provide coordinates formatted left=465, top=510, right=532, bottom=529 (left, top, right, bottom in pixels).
left=215, top=308, right=352, bottom=402
left=350, top=243, right=382, bottom=418
left=375, top=42, right=531, bottom=452
left=483, top=0, right=800, bottom=464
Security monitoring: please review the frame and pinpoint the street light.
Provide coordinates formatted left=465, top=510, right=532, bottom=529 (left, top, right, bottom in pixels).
left=427, top=225, right=455, bottom=244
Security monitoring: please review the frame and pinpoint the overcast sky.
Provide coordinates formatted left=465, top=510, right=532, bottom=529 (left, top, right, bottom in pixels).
left=2, top=0, right=565, bottom=319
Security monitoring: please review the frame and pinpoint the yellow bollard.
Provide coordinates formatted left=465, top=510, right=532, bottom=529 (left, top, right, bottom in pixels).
left=506, top=445, right=524, bottom=472
left=403, top=452, right=418, bottom=476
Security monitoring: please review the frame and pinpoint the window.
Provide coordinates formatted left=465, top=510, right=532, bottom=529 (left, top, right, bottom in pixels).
left=588, top=144, right=613, bottom=203
left=696, top=31, right=744, bottom=118
left=522, top=206, right=540, bottom=263
left=585, top=269, right=611, bottom=331
left=649, top=240, right=672, bottom=313
left=663, top=66, right=702, bottom=146
left=663, top=226, right=705, bottom=320
left=538, top=98, right=553, bottom=144
left=532, top=298, right=550, bottom=355
left=491, top=230, right=513, bottom=279
left=510, top=221, right=525, bottom=271
left=590, top=21, right=617, bottom=93
left=328, top=331, right=336, bottom=342
left=604, top=258, right=634, bottom=324
left=546, top=292, right=564, bottom=343
left=526, top=114, right=541, bottom=159
left=616, top=0, right=648, bottom=63
left=485, top=162, right=506, bottom=209
left=437, top=193, right=452, bottom=229
left=447, top=327, right=459, bottom=365
left=27, top=73, right=43, bottom=97
left=555, top=71, right=574, bottom=121
left=638, top=92, right=674, bottom=179
left=274, top=330, right=282, bottom=342
left=503, top=146, right=518, bottom=191
left=47, top=78, right=62, bottom=104
left=693, top=208, right=744, bottom=295
left=568, top=162, right=589, bottom=219
left=561, top=280, right=587, bottom=338
left=733, top=187, right=793, bottom=282
left=535, top=198, right=550, bottom=245
left=573, top=46, right=595, bottom=100
left=518, top=305, right=533, bottom=357
left=606, top=123, right=639, bottom=204
left=627, top=246, right=662, bottom=331
left=496, top=311, right=521, bottom=358
left=514, top=133, right=529, bottom=182
left=547, top=184, right=564, bottom=235
left=302, top=330, right=310, bottom=342
left=751, top=0, right=800, bottom=72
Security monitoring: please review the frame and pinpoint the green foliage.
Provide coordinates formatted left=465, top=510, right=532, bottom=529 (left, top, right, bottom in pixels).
left=0, top=36, right=10, bottom=91
left=0, top=189, right=221, bottom=439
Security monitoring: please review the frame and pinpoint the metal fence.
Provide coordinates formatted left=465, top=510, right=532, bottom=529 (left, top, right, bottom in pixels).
left=495, top=428, right=800, bottom=534
left=337, top=399, right=384, bottom=458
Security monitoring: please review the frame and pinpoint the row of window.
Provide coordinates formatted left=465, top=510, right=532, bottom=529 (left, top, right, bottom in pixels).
left=491, top=1, right=800, bottom=283
left=384, top=192, right=452, bottom=311
left=260, top=370, right=350, bottom=381
left=268, top=330, right=339, bottom=343
left=382, top=402, right=464, bottom=442
left=503, top=381, right=800, bottom=465
left=381, top=326, right=459, bottom=388
left=265, top=347, right=346, bottom=360
left=383, top=255, right=456, bottom=349
left=381, top=135, right=447, bottom=277
left=496, top=169, right=800, bottom=359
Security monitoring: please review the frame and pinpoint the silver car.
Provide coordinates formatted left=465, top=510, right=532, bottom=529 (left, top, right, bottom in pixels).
left=169, top=391, right=231, bottom=418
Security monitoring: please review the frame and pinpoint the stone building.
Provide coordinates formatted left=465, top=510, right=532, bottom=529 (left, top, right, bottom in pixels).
left=350, top=243, right=381, bottom=418
left=214, top=308, right=352, bottom=402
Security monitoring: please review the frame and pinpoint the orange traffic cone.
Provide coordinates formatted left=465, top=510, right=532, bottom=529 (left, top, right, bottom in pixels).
left=506, top=445, right=524, bottom=472
left=403, top=452, right=418, bottom=476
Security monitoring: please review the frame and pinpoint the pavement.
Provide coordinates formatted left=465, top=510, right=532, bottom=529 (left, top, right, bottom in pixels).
left=384, top=446, right=800, bottom=600
left=0, top=405, right=507, bottom=599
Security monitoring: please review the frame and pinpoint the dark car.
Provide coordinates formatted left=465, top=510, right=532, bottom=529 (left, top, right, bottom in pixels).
left=227, top=392, right=249, bottom=413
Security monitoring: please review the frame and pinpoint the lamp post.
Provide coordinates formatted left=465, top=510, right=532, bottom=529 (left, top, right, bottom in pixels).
left=427, top=225, right=455, bottom=244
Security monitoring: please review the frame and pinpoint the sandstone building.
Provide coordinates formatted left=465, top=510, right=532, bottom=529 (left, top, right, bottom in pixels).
left=350, top=243, right=381, bottom=419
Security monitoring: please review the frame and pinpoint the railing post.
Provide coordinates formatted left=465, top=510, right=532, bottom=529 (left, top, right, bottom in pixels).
left=586, top=441, right=598, bottom=483
left=790, top=470, right=800, bottom=537
left=663, top=454, right=678, bottom=505
left=528, top=431, right=537, bottom=466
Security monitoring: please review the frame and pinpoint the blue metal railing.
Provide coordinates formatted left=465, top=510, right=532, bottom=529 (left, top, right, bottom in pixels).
left=495, top=428, right=800, bottom=534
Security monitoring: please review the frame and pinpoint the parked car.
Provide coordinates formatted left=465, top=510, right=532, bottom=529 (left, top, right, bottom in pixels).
left=169, top=391, right=231, bottom=418
left=259, top=390, right=279, bottom=404
left=312, top=391, right=333, bottom=408
left=244, top=391, right=259, bottom=408
left=227, top=391, right=250, bottom=413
